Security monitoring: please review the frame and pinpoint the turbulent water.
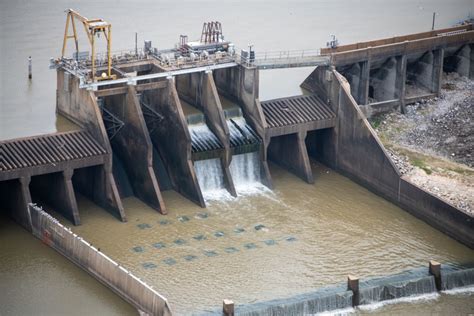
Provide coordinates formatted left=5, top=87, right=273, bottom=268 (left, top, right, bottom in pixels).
left=194, top=158, right=228, bottom=200
left=229, top=152, right=262, bottom=190
left=2, top=0, right=474, bottom=315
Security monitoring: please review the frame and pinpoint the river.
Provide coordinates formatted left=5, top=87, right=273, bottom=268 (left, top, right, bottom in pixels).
left=1, top=0, right=473, bottom=315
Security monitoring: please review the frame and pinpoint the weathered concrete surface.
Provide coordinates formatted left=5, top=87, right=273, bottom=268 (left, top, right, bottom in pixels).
left=0, top=177, right=32, bottom=231
left=302, top=66, right=474, bottom=248
left=268, top=131, right=314, bottom=183
left=444, top=44, right=474, bottom=79
left=176, top=72, right=237, bottom=197
left=30, top=169, right=80, bottom=225
left=102, top=87, right=166, bottom=214
left=142, top=79, right=205, bottom=207
left=321, top=24, right=473, bottom=55
left=214, top=66, right=273, bottom=188
left=56, top=69, right=125, bottom=221
left=28, top=204, right=173, bottom=316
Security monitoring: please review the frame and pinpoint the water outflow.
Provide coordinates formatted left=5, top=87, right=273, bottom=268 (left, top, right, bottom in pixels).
left=194, top=158, right=227, bottom=200
left=202, top=285, right=353, bottom=316
left=229, top=152, right=262, bottom=191
left=358, top=268, right=437, bottom=305
left=441, top=266, right=474, bottom=290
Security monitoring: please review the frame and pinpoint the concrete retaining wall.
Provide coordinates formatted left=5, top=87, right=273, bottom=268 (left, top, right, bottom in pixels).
left=302, top=66, right=474, bottom=248
left=27, top=204, right=172, bottom=316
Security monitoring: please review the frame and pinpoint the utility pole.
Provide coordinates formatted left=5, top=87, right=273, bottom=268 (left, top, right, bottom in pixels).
left=28, top=56, right=32, bottom=79
left=135, top=32, right=138, bottom=56
left=432, top=12, right=436, bottom=30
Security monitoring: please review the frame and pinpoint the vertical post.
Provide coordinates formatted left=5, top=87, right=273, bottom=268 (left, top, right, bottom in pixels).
left=396, top=54, right=407, bottom=113
left=347, top=275, right=360, bottom=307
left=359, top=59, right=370, bottom=105
left=432, top=48, right=444, bottom=95
left=91, top=28, right=95, bottom=81
left=429, top=260, right=442, bottom=291
left=135, top=32, right=138, bottom=56
left=432, top=12, right=436, bottom=30
left=108, top=25, right=112, bottom=77
left=223, top=299, right=234, bottom=316
left=28, top=56, right=32, bottom=79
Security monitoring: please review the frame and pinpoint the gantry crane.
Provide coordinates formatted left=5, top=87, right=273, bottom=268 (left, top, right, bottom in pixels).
left=61, top=9, right=115, bottom=82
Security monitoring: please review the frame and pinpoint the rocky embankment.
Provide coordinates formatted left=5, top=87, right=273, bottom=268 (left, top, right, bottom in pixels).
left=372, top=73, right=474, bottom=214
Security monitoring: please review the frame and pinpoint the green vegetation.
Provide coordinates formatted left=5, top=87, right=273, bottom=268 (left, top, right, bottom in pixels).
left=411, top=158, right=432, bottom=175
left=370, top=116, right=384, bottom=129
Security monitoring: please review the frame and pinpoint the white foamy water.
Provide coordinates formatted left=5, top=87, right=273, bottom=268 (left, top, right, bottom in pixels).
left=193, top=158, right=232, bottom=201
left=230, top=152, right=262, bottom=191
left=356, top=292, right=440, bottom=312
left=443, top=285, right=474, bottom=295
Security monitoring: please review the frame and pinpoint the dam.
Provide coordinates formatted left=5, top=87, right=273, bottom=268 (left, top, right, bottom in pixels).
left=1, top=3, right=474, bottom=316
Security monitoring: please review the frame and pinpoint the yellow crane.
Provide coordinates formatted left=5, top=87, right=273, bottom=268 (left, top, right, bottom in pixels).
left=61, top=9, right=116, bottom=82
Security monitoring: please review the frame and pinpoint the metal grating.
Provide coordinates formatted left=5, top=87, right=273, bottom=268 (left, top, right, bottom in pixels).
left=227, top=118, right=261, bottom=148
left=188, top=124, right=223, bottom=153
left=0, top=131, right=107, bottom=172
left=261, top=94, right=336, bottom=128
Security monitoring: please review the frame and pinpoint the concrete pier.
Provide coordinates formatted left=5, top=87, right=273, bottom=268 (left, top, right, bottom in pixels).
left=176, top=71, right=237, bottom=197
left=100, top=86, right=166, bottom=213
left=141, top=78, right=205, bottom=207
left=325, top=24, right=474, bottom=117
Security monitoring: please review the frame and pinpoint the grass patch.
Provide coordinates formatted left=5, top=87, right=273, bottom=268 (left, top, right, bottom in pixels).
left=411, top=158, right=432, bottom=175
left=370, top=115, right=384, bottom=129
left=386, top=143, right=474, bottom=176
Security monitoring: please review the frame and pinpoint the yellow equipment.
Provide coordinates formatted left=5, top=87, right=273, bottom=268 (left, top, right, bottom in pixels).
left=61, top=9, right=116, bottom=82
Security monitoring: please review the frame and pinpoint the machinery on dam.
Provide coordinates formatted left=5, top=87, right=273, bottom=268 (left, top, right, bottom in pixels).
left=1, top=9, right=473, bottom=250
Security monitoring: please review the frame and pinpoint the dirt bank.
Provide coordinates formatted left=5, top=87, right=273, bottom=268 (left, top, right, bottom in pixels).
left=371, top=73, right=474, bottom=214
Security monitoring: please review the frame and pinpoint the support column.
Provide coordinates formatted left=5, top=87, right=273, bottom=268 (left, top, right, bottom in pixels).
left=0, top=177, right=32, bottom=231
left=358, top=60, right=370, bottom=105
left=62, top=169, right=80, bottom=225
left=268, top=131, right=314, bottom=184
left=201, top=72, right=237, bottom=197
left=396, top=54, right=407, bottom=113
left=29, top=170, right=80, bottom=225
left=142, top=78, right=205, bottom=207
left=470, top=44, right=474, bottom=79
left=432, top=48, right=444, bottom=95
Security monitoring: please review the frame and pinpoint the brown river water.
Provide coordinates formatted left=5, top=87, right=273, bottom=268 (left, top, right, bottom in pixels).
left=1, top=0, right=474, bottom=315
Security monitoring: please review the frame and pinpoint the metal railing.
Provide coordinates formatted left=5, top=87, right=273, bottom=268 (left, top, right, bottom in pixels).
left=235, top=48, right=324, bottom=67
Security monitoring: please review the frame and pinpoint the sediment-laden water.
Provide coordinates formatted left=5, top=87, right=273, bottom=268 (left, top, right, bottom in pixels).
left=44, top=161, right=474, bottom=314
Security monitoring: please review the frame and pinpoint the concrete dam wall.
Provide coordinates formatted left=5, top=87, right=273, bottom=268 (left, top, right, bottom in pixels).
left=301, top=65, right=473, bottom=248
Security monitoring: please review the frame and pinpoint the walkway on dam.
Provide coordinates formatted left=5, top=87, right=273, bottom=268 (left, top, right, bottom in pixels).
left=261, top=94, right=336, bottom=137
left=0, top=130, right=107, bottom=180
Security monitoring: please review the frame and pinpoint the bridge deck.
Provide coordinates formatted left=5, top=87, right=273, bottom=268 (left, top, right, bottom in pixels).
left=261, top=94, right=336, bottom=137
left=0, top=130, right=107, bottom=180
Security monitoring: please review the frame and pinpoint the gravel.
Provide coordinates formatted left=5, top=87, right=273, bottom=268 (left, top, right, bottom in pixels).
left=372, top=73, right=474, bottom=214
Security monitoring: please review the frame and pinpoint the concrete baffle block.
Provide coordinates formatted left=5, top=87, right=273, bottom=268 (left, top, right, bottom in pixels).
left=223, top=299, right=234, bottom=316
left=429, top=260, right=442, bottom=291
left=347, top=275, right=360, bottom=307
